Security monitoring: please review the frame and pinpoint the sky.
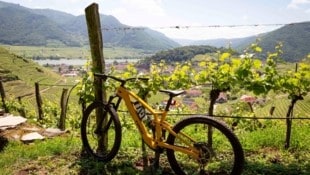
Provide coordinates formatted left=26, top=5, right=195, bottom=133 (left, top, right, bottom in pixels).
left=1, top=0, right=310, bottom=40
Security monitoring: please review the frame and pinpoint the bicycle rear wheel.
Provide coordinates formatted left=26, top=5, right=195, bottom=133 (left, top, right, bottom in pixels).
left=166, top=116, right=244, bottom=175
left=81, top=101, right=122, bottom=162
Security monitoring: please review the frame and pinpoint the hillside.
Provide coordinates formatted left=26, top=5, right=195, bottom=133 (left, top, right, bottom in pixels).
left=144, top=45, right=222, bottom=63
left=0, top=1, right=179, bottom=51
left=177, top=35, right=259, bottom=49
left=259, top=22, right=310, bottom=62
left=0, top=5, right=80, bottom=46
left=61, top=14, right=179, bottom=50
left=0, top=47, right=62, bottom=97
left=178, top=22, right=310, bottom=62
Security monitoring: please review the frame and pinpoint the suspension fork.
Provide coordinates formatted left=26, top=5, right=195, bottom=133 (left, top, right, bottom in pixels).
left=95, top=95, right=121, bottom=135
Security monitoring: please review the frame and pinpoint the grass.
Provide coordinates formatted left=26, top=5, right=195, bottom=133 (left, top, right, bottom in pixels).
left=0, top=45, right=152, bottom=60
left=0, top=46, right=82, bottom=122
left=0, top=135, right=81, bottom=175
left=0, top=120, right=310, bottom=175
left=0, top=47, right=64, bottom=97
left=238, top=121, right=310, bottom=174
left=213, top=92, right=310, bottom=118
left=1, top=45, right=310, bottom=174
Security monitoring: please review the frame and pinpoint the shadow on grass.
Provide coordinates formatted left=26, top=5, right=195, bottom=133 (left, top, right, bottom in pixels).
left=77, top=150, right=175, bottom=175
left=244, top=159, right=310, bottom=175
left=78, top=150, right=145, bottom=175
left=0, top=135, right=8, bottom=152
left=77, top=151, right=310, bottom=175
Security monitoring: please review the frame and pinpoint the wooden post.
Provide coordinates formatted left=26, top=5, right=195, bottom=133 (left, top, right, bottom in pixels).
left=0, top=80, right=8, bottom=113
left=85, top=3, right=107, bottom=151
left=207, top=89, right=221, bottom=148
left=139, top=90, right=150, bottom=171
left=35, top=82, right=44, bottom=121
left=85, top=3, right=106, bottom=102
left=17, top=96, right=26, bottom=117
left=59, top=88, right=69, bottom=130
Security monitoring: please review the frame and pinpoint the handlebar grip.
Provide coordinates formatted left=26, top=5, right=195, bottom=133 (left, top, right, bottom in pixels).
left=94, top=73, right=125, bottom=83
left=130, top=77, right=149, bottom=82
left=93, top=73, right=149, bottom=84
left=138, top=77, right=149, bottom=81
left=94, top=73, right=106, bottom=77
left=93, top=73, right=108, bottom=81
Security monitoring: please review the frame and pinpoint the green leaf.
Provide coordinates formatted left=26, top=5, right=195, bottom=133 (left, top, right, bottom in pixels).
left=253, top=59, right=262, bottom=69
left=255, top=46, right=262, bottom=53
left=220, top=52, right=231, bottom=61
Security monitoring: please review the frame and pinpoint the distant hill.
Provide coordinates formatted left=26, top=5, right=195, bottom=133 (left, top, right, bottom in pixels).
left=0, top=1, right=179, bottom=51
left=258, top=22, right=310, bottom=62
left=61, top=14, right=179, bottom=50
left=144, top=45, right=222, bottom=63
left=0, top=4, right=80, bottom=46
left=176, top=22, right=310, bottom=62
left=190, top=36, right=260, bottom=50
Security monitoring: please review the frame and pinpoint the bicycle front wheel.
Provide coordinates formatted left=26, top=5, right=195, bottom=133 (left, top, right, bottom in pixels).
left=166, top=116, right=244, bottom=175
left=81, top=101, right=122, bottom=162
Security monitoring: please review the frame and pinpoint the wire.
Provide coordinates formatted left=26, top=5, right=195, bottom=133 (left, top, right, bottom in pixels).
left=117, top=110, right=310, bottom=120
left=101, top=22, right=298, bottom=31
left=38, top=84, right=76, bottom=87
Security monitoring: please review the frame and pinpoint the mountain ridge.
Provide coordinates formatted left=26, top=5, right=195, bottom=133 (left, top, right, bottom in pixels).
left=175, top=22, right=310, bottom=61
left=0, top=1, right=180, bottom=51
left=0, top=0, right=308, bottom=61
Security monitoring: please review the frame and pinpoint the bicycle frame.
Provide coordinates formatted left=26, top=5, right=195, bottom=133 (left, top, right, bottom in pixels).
left=113, top=86, right=200, bottom=159
left=83, top=74, right=245, bottom=174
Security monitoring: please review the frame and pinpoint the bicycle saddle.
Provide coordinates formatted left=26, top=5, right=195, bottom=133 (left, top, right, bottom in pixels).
left=159, top=90, right=186, bottom=97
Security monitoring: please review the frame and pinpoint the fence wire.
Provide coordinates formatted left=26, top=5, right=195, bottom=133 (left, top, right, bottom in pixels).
left=117, top=110, right=310, bottom=120
left=101, top=22, right=299, bottom=31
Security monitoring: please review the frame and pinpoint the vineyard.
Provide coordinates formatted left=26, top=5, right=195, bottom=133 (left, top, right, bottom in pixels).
left=1, top=39, right=310, bottom=174
left=1, top=42, right=310, bottom=132
left=0, top=1, right=310, bottom=174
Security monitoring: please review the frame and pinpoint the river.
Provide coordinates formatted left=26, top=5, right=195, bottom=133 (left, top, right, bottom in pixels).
left=34, top=58, right=140, bottom=66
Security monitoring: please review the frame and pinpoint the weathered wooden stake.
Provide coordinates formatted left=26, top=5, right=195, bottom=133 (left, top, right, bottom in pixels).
left=35, top=82, right=44, bottom=121
left=59, top=88, right=69, bottom=130
left=85, top=3, right=106, bottom=101
left=207, top=89, right=221, bottom=148
left=17, top=96, right=26, bottom=117
left=0, top=80, right=8, bottom=112
left=85, top=3, right=107, bottom=151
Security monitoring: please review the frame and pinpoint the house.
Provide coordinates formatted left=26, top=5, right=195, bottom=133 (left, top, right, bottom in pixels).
left=216, top=92, right=228, bottom=103
left=186, top=89, right=203, bottom=97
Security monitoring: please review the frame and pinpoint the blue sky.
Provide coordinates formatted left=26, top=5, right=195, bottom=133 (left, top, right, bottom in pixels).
left=2, top=0, right=310, bottom=40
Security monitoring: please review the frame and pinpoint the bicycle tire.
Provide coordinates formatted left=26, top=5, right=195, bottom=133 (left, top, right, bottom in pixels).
left=166, top=116, right=244, bottom=175
left=81, top=101, right=122, bottom=162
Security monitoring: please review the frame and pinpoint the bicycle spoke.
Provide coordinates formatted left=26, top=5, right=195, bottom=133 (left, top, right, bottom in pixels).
left=81, top=102, right=121, bottom=162
left=167, top=116, right=244, bottom=175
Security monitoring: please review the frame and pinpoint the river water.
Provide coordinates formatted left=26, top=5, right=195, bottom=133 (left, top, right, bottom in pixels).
left=34, top=58, right=140, bottom=66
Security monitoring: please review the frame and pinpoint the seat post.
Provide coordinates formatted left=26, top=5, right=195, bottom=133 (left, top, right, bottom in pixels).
left=160, top=89, right=185, bottom=111
left=165, top=95, right=174, bottom=111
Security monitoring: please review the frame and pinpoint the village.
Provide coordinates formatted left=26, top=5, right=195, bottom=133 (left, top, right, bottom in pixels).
left=41, top=59, right=264, bottom=115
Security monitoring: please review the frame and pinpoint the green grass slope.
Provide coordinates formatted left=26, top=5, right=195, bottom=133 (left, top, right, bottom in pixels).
left=0, top=46, right=63, bottom=98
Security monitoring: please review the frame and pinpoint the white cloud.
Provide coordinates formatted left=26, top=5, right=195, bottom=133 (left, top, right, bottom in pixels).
left=157, top=25, right=281, bottom=40
left=108, top=7, right=127, bottom=17
left=242, top=15, right=249, bottom=21
left=106, top=0, right=168, bottom=26
left=287, top=0, right=310, bottom=9
left=121, top=0, right=165, bottom=16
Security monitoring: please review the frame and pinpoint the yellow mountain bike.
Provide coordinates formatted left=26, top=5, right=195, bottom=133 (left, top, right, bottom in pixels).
left=81, top=73, right=244, bottom=175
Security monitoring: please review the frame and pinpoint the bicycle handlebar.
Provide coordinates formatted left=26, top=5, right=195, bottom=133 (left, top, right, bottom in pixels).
left=94, top=73, right=149, bottom=86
